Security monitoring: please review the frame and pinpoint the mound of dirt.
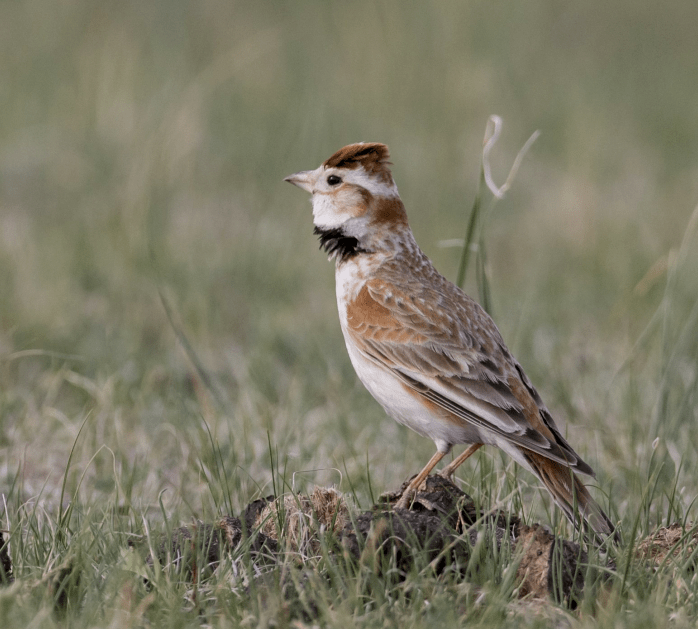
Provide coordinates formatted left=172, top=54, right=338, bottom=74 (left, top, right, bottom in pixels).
left=147, top=476, right=610, bottom=606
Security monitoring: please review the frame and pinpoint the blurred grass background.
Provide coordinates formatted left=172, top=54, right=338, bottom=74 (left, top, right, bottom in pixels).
left=1, top=0, right=698, bottom=557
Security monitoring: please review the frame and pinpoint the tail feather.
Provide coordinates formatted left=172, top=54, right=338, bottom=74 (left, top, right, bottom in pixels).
left=524, top=451, right=618, bottom=545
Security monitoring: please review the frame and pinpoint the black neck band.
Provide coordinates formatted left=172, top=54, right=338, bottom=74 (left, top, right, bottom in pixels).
left=313, top=226, right=367, bottom=263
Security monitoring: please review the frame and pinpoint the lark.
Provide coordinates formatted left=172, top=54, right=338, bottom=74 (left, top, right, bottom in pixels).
left=285, top=142, right=615, bottom=541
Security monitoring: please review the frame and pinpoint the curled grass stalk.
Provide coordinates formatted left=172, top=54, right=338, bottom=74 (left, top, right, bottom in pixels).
left=455, top=117, right=539, bottom=314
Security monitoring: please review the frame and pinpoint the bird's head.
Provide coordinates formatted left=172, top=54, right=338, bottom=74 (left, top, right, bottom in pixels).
left=285, top=142, right=409, bottom=261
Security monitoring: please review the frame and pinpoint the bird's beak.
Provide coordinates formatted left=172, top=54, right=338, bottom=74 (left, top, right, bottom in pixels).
left=284, top=170, right=315, bottom=193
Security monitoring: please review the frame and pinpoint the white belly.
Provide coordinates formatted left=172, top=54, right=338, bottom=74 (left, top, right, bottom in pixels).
left=343, top=330, right=486, bottom=453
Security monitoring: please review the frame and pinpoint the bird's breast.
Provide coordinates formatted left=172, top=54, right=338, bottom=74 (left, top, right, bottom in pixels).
left=334, top=255, right=381, bottom=327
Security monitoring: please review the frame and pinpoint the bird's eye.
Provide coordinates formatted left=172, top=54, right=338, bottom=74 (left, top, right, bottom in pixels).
left=327, top=175, right=342, bottom=186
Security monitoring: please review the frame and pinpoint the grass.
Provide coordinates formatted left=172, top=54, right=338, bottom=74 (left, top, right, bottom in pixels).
left=2, top=0, right=698, bottom=626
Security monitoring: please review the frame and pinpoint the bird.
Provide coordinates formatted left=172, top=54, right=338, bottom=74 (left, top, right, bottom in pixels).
left=284, top=142, right=615, bottom=542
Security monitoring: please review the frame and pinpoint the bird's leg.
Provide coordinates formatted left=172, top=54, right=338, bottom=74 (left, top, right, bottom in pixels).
left=439, top=443, right=483, bottom=480
left=394, top=450, right=446, bottom=510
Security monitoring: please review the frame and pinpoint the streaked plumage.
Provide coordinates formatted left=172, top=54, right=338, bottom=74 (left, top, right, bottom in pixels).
left=285, top=142, right=615, bottom=542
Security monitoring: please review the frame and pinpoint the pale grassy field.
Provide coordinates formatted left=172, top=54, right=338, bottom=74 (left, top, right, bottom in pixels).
left=1, top=0, right=698, bottom=626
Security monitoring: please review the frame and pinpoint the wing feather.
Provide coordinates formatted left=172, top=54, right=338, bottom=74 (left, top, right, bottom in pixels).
left=346, top=275, right=595, bottom=477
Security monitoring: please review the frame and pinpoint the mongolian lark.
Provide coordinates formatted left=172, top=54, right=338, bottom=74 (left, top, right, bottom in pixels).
left=285, top=142, right=615, bottom=542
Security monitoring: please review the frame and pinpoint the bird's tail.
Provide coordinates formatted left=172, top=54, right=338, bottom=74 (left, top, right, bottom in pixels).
left=525, top=451, right=618, bottom=545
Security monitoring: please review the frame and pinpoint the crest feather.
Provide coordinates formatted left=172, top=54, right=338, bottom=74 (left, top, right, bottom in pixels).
left=323, top=143, right=393, bottom=179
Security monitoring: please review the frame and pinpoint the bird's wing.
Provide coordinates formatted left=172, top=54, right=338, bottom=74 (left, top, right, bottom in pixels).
left=345, top=278, right=594, bottom=476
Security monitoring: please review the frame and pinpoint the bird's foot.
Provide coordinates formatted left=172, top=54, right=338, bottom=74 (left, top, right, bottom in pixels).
left=437, top=468, right=454, bottom=481
left=390, top=450, right=449, bottom=510
left=394, top=487, right=416, bottom=510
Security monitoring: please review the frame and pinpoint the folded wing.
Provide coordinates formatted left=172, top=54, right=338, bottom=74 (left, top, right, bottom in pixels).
left=345, top=278, right=595, bottom=477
